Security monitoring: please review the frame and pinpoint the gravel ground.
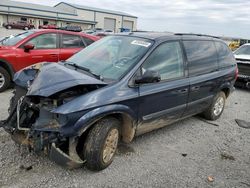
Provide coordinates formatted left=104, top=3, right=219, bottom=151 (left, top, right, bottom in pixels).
left=0, top=88, right=250, bottom=188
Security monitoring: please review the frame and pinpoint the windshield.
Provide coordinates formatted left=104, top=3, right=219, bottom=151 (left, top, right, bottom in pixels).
left=1, top=31, right=35, bottom=46
left=67, top=36, right=153, bottom=80
left=234, top=45, right=250, bottom=55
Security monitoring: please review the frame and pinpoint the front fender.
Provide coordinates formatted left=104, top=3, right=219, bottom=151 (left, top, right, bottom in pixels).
left=61, top=104, right=137, bottom=137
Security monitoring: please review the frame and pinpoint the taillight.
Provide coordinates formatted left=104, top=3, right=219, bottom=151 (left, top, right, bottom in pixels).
left=235, top=65, right=238, bottom=80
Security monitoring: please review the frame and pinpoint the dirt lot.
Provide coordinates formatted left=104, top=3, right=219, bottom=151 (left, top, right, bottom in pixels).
left=0, top=88, right=249, bottom=188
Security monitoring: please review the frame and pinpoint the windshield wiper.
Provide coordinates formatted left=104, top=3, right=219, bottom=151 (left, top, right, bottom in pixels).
left=63, top=61, right=103, bottom=80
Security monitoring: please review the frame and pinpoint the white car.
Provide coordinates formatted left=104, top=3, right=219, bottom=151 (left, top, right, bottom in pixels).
left=234, top=43, right=250, bottom=88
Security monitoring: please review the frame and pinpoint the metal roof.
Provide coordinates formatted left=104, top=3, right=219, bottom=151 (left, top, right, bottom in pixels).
left=116, top=32, right=175, bottom=40
left=116, top=32, right=224, bottom=42
left=0, top=0, right=76, bottom=15
left=55, top=2, right=137, bottom=18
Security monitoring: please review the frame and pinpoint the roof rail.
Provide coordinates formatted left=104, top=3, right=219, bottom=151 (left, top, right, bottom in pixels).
left=175, top=33, right=219, bottom=39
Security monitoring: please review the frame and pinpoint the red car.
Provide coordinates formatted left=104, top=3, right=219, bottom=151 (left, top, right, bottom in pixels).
left=0, top=29, right=99, bottom=92
left=38, top=25, right=58, bottom=29
left=4, top=21, right=35, bottom=30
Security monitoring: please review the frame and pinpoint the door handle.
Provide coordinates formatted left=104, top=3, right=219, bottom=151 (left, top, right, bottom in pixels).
left=191, top=86, right=200, bottom=91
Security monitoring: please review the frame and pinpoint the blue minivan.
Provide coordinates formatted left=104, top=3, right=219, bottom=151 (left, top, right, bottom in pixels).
left=1, top=32, right=237, bottom=171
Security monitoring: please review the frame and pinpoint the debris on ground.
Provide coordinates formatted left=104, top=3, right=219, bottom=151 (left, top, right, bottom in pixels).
left=220, top=152, right=235, bottom=161
left=207, top=176, right=214, bottom=182
left=235, top=119, right=250, bottom=129
left=19, top=165, right=33, bottom=171
left=181, top=153, right=187, bottom=157
left=240, top=182, right=250, bottom=187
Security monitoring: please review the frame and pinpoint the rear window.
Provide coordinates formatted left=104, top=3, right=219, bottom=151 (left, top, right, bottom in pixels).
left=214, top=41, right=235, bottom=68
left=183, top=40, right=218, bottom=76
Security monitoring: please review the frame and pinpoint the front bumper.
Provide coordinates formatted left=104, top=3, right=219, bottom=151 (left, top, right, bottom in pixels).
left=2, top=103, right=85, bottom=169
left=6, top=129, right=85, bottom=169
left=49, top=142, right=85, bottom=169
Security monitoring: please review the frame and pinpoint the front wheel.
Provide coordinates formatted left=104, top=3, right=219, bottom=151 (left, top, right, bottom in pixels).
left=83, top=117, right=121, bottom=171
left=203, top=91, right=226, bottom=120
left=0, top=67, right=11, bottom=92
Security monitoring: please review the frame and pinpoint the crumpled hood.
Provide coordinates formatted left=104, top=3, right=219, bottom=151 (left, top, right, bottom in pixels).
left=15, top=63, right=107, bottom=97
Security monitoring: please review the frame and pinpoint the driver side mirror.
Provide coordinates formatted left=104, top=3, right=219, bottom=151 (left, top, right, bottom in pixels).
left=24, top=43, right=35, bottom=52
left=135, top=70, right=161, bottom=84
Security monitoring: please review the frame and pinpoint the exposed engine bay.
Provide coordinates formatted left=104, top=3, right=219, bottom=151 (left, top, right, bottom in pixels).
left=1, top=62, right=107, bottom=169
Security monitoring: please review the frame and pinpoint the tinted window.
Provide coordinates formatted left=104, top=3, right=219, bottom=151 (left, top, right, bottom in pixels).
left=184, top=40, right=218, bottom=76
left=83, top=37, right=94, bottom=46
left=62, top=34, right=85, bottom=48
left=215, top=41, right=234, bottom=68
left=28, top=33, right=57, bottom=49
left=142, top=41, right=184, bottom=81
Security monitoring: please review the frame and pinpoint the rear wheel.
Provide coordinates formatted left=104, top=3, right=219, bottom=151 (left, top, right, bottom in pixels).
left=203, top=91, right=226, bottom=120
left=83, top=117, right=120, bottom=171
left=0, top=67, right=11, bottom=92
left=7, top=25, right=12, bottom=29
left=24, top=27, right=29, bottom=30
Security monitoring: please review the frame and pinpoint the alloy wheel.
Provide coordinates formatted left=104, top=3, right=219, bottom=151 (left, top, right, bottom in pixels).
left=0, top=72, right=5, bottom=89
left=213, top=96, right=224, bottom=116
left=102, top=128, right=119, bottom=164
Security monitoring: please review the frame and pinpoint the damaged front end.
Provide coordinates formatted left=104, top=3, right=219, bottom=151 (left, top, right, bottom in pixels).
left=1, top=62, right=107, bottom=169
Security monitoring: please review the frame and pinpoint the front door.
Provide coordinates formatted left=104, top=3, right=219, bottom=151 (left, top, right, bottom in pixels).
left=136, top=41, right=189, bottom=135
left=16, top=33, right=59, bottom=70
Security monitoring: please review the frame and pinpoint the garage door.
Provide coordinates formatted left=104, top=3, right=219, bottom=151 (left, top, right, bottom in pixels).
left=104, top=18, right=116, bottom=31
left=0, top=15, right=3, bottom=27
left=123, top=20, right=133, bottom=31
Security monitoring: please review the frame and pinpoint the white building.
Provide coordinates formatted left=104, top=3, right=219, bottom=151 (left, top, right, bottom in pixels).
left=55, top=2, right=137, bottom=32
left=0, top=0, right=137, bottom=32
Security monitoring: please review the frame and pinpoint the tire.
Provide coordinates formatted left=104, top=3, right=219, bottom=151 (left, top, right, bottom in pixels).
left=0, top=67, right=11, bottom=92
left=203, top=91, right=226, bottom=121
left=7, top=25, right=12, bottom=29
left=24, top=27, right=29, bottom=30
left=83, top=117, right=121, bottom=171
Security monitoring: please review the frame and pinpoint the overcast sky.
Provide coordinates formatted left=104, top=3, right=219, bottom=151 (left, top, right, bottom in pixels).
left=15, top=0, right=250, bottom=38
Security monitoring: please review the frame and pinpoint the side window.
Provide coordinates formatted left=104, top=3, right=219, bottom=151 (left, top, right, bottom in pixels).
left=214, top=41, right=235, bottom=68
left=28, top=33, right=57, bottom=49
left=142, top=41, right=184, bottom=81
left=183, top=40, right=218, bottom=76
left=83, top=37, right=94, bottom=46
left=62, top=34, right=85, bottom=48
